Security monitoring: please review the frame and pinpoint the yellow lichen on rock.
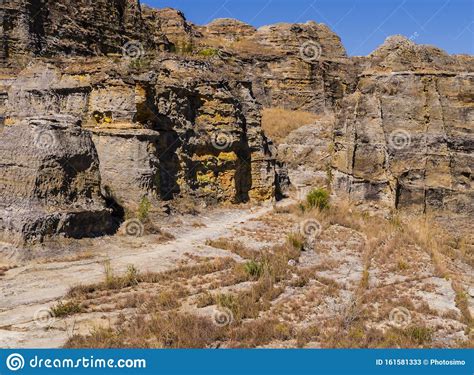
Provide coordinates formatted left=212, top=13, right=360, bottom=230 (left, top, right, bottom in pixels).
left=218, top=151, right=238, bottom=162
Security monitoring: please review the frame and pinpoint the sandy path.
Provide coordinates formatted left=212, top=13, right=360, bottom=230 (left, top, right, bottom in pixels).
left=0, top=204, right=274, bottom=348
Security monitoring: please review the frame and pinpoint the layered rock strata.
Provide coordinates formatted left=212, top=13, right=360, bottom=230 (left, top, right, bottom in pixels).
left=0, top=55, right=286, bottom=242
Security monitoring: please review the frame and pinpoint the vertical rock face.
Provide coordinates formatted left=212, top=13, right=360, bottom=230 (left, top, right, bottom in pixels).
left=149, top=7, right=201, bottom=48
left=1, top=0, right=169, bottom=61
left=1, top=55, right=287, bottom=242
left=0, top=115, right=115, bottom=243
left=0, top=1, right=472, bottom=243
left=199, top=18, right=257, bottom=41
left=200, top=20, right=357, bottom=113
left=331, top=37, right=473, bottom=214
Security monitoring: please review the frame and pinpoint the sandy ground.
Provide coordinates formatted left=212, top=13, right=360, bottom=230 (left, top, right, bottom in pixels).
left=0, top=203, right=275, bottom=348
left=0, top=199, right=472, bottom=349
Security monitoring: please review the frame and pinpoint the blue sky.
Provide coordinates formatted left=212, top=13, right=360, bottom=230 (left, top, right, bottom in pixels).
left=142, top=0, right=473, bottom=56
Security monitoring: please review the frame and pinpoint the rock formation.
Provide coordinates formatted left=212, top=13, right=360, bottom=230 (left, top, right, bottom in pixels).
left=0, top=1, right=289, bottom=243
left=0, top=0, right=472, bottom=244
left=331, top=37, right=473, bottom=214
left=0, top=0, right=172, bottom=61
left=0, top=115, right=116, bottom=243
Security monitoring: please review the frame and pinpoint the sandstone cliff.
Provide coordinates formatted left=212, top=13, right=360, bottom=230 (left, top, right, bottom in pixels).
left=331, top=36, right=473, bottom=214
left=0, top=2, right=289, bottom=243
left=0, top=1, right=472, bottom=244
left=0, top=0, right=169, bottom=62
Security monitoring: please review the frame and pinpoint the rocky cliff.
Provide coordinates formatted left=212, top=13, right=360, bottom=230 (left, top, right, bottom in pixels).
left=0, top=2, right=289, bottom=244
left=331, top=37, right=473, bottom=214
left=0, top=1, right=472, bottom=244
left=196, top=18, right=472, bottom=215
left=0, top=0, right=169, bottom=62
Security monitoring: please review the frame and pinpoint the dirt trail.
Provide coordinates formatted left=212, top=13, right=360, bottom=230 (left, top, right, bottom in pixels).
left=0, top=203, right=275, bottom=348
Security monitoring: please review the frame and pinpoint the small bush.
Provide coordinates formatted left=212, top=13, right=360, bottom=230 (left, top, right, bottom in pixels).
left=404, top=325, right=432, bottom=345
left=138, top=196, right=151, bottom=221
left=306, top=188, right=330, bottom=210
left=244, top=260, right=265, bottom=280
left=103, top=260, right=116, bottom=288
left=51, top=300, right=83, bottom=318
left=287, top=233, right=304, bottom=251
left=198, top=48, right=219, bottom=57
left=124, top=265, right=140, bottom=286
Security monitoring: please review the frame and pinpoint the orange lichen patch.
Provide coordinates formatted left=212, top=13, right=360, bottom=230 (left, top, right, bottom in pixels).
left=249, top=187, right=274, bottom=202
left=134, top=85, right=147, bottom=106
left=4, top=118, right=16, bottom=126
left=193, top=154, right=216, bottom=162
left=217, top=170, right=236, bottom=195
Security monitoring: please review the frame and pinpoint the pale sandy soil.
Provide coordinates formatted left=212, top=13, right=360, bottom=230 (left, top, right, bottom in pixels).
left=0, top=199, right=472, bottom=349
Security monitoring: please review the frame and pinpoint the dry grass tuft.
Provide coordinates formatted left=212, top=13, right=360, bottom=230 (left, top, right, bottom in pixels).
left=206, top=239, right=255, bottom=259
left=261, top=107, right=322, bottom=144
left=66, top=312, right=223, bottom=348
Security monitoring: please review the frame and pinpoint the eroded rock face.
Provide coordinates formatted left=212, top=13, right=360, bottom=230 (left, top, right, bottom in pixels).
left=0, top=56, right=287, bottom=243
left=201, top=20, right=357, bottom=113
left=150, top=7, right=201, bottom=48
left=331, top=38, right=473, bottom=214
left=278, top=120, right=334, bottom=189
left=0, top=116, right=115, bottom=243
left=1, top=0, right=169, bottom=61
left=199, top=18, right=257, bottom=41
left=1, top=1, right=472, bottom=245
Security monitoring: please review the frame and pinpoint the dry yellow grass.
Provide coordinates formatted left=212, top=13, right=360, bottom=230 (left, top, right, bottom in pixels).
left=60, top=190, right=472, bottom=349
left=261, top=107, right=321, bottom=144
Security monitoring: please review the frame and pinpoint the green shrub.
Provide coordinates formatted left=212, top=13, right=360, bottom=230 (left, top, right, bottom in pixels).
left=51, top=300, right=83, bottom=318
left=306, top=188, right=330, bottom=210
left=198, top=48, right=219, bottom=58
left=244, top=260, right=265, bottom=279
left=125, top=264, right=140, bottom=286
left=138, top=196, right=151, bottom=221
left=404, top=325, right=432, bottom=345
